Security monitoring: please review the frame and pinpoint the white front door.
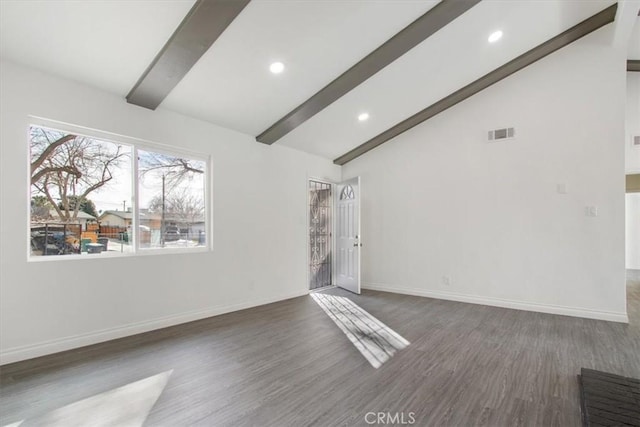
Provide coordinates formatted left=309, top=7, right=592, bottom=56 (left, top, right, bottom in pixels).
left=335, top=176, right=361, bottom=294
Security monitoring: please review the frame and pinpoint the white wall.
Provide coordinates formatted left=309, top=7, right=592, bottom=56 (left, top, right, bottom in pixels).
left=626, top=73, right=640, bottom=270
left=0, top=61, right=341, bottom=364
left=626, top=193, right=640, bottom=270
left=343, top=28, right=628, bottom=322
left=626, top=73, right=640, bottom=173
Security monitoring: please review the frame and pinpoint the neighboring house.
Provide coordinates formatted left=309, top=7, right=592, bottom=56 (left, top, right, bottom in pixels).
left=137, top=210, right=204, bottom=232
left=46, top=209, right=97, bottom=229
left=98, top=210, right=133, bottom=228
left=138, top=210, right=161, bottom=230
left=100, top=209, right=203, bottom=235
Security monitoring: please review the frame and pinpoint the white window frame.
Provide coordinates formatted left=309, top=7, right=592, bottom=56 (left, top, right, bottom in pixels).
left=27, top=116, right=212, bottom=262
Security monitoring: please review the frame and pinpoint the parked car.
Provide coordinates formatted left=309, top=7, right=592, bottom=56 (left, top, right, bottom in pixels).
left=164, top=225, right=180, bottom=242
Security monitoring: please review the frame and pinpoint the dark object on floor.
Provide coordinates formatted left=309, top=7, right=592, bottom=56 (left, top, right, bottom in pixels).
left=578, top=368, right=640, bottom=426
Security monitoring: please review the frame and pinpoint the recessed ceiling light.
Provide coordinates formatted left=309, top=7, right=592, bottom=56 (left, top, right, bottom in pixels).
left=488, top=30, right=503, bottom=43
left=270, top=62, right=285, bottom=74
left=358, top=113, right=370, bottom=122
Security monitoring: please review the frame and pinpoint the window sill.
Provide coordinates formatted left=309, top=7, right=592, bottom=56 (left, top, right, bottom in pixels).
left=28, top=246, right=211, bottom=262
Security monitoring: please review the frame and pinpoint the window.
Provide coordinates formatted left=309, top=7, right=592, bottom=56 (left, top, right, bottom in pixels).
left=29, top=124, right=209, bottom=258
left=137, top=150, right=206, bottom=249
left=340, top=184, right=355, bottom=200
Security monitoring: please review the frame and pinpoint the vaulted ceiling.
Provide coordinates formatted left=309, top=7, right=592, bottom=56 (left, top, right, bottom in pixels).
left=1, top=0, right=637, bottom=164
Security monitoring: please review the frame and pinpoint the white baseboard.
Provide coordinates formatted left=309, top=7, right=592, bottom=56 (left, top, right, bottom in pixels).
left=0, top=290, right=308, bottom=365
left=363, top=283, right=629, bottom=323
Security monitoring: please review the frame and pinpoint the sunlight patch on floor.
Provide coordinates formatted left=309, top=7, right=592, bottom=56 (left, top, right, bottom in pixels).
left=4, top=370, right=172, bottom=427
left=311, top=293, right=409, bottom=368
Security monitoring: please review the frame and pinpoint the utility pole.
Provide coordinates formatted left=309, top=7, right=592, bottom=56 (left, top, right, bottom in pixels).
left=123, top=200, right=126, bottom=212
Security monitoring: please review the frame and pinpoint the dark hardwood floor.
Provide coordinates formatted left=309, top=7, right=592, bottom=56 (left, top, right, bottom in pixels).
left=1, top=276, right=639, bottom=426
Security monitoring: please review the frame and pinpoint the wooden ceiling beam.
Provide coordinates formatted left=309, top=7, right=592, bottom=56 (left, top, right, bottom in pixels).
left=126, top=0, right=250, bottom=110
left=256, top=0, right=482, bottom=145
left=334, top=4, right=618, bottom=165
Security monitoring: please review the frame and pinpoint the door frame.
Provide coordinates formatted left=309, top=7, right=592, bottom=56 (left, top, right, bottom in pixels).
left=306, top=177, right=336, bottom=292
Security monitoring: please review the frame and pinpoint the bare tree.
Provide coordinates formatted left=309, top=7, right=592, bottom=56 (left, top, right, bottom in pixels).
left=138, top=151, right=205, bottom=245
left=30, top=127, right=129, bottom=222
left=138, top=151, right=204, bottom=193
left=148, top=191, right=205, bottom=225
left=31, top=195, right=52, bottom=220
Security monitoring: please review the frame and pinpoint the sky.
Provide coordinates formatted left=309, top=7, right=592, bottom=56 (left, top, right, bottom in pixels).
left=83, top=152, right=206, bottom=215
left=30, top=126, right=205, bottom=217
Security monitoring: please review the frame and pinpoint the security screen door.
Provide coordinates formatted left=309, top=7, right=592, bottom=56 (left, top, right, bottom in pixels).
left=335, top=177, right=361, bottom=294
left=309, top=180, right=332, bottom=290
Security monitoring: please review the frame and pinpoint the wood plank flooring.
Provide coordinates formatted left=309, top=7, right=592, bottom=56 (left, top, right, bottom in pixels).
left=1, top=277, right=639, bottom=426
left=311, top=292, right=410, bottom=368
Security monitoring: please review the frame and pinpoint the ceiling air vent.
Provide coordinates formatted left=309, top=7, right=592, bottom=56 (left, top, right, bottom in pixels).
left=633, top=135, right=640, bottom=147
left=488, top=127, right=515, bottom=142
